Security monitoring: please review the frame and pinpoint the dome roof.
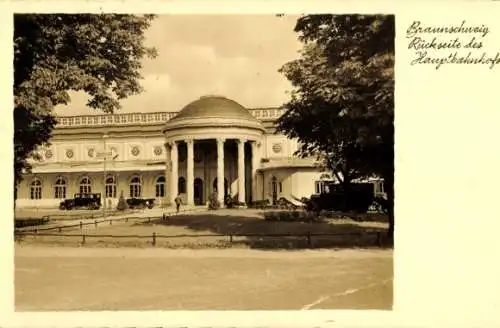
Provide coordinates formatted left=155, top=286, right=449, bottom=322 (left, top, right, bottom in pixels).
left=170, top=96, right=257, bottom=121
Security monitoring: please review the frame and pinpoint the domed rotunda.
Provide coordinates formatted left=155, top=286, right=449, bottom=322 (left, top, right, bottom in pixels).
left=162, top=96, right=264, bottom=206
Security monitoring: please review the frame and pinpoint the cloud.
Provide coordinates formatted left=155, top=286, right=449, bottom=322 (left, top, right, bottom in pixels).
left=55, top=14, right=302, bottom=116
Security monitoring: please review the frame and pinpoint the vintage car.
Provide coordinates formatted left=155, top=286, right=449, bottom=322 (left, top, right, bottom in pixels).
left=306, top=183, right=375, bottom=213
left=59, top=193, right=102, bottom=210
left=126, top=197, right=155, bottom=209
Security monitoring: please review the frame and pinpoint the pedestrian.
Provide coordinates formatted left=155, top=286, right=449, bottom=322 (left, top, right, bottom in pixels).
left=174, top=194, right=182, bottom=213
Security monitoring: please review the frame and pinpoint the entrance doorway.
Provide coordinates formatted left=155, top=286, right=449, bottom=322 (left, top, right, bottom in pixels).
left=271, top=176, right=278, bottom=205
left=212, top=178, right=229, bottom=198
left=194, top=178, right=204, bottom=205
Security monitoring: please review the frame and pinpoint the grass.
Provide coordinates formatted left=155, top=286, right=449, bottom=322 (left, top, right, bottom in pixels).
left=15, top=208, right=138, bottom=220
left=16, top=209, right=391, bottom=249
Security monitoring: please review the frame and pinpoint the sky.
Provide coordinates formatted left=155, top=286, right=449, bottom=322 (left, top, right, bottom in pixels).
left=54, top=14, right=303, bottom=116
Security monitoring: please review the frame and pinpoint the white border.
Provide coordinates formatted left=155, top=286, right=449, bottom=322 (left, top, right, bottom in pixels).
left=3, top=1, right=500, bottom=327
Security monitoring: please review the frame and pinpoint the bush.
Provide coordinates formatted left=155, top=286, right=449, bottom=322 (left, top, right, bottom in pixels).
left=208, top=191, right=220, bottom=210
left=225, top=195, right=246, bottom=209
left=263, top=210, right=323, bottom=223
left=116, top=190, right=127, bottom=211
left=249, top=199, right=270, bottom=209
left=14, top=216, right=50, bottom=229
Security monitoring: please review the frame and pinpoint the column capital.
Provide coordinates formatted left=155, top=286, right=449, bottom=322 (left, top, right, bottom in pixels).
left=169, top=141, right=178, bottom=148
left=185, top=138, right=194, bottom=146
left=237, top=138, right=247, bottom=145
left=216, top=138, right=226, bottom=145
left=251, top=140, right=262, bottom=148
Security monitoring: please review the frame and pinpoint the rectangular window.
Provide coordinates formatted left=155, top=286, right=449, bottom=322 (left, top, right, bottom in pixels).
left=130, top=185, right=141, bottom=198
left=80, top=186, right=91, bottom=194
left=54, top=186, right=66, bottom=199
left=106, top=185, right=116, bottom=198
left=314, top=181, right=325, bottom=194
left=30, top=188, right=42, bottom=200
left=156, top=184, right=165, bottom=197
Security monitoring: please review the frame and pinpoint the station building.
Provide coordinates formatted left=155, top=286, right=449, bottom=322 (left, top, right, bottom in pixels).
left=15, top=96, right=336, bottom=209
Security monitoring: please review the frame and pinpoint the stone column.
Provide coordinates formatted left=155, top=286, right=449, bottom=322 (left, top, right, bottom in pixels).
left=216, top=138, right=225, bottom=206
left=164, top=142, right=171, bottom=206
left=237, top=139, right=246, bottom=204
left=186, top=139, right=194, bottom=206
left=251, top=141, right=261, bottom=202
left=170, top=141, right=178, bottom=205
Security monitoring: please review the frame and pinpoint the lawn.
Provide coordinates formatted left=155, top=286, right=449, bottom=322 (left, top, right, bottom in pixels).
left=15, top=208, right=137, bottom=220
left=17, top=209, right=391, bottom=249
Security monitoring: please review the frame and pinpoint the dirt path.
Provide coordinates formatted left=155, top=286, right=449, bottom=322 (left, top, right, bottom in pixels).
left=15, top=245, right=393, bottom=259
left=15, top=246, right=393, bottom=311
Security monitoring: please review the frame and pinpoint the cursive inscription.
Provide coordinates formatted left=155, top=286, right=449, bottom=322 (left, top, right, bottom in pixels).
left=407, top=20, right=500, bottom=69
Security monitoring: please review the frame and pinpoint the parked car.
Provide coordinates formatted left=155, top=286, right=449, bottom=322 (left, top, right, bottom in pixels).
left=126, top=197, right=155, bottom=209
left=306, top=183, right=374, bottom=213
left=59, top=193, right=102, bottom=210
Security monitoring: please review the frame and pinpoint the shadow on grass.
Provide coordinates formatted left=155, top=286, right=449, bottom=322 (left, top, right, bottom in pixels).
left=135, top=211, right=393, bottom=250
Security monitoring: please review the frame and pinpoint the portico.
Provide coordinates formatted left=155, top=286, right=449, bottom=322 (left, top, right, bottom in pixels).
left=164, top=138, right=259, bottom=206
left=163, top=96, right=265, bottom=207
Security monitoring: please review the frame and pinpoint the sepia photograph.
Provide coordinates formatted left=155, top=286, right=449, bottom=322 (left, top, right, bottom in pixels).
left=13, top=13, right=395, bottom=311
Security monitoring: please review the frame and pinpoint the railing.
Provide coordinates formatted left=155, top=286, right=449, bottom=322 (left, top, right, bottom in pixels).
left=15, top=226, right=387, bottom=248
left=14, top=216, right=389, bottom=249
left=54, top=108, right=286, bottom=128
left=14, top=208, right=203, bottom=233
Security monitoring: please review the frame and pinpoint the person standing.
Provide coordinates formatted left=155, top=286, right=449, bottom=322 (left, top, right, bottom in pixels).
left=174, top=194, right=182, bottom=213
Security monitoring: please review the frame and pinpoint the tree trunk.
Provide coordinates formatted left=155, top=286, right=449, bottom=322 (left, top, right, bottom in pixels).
left=387, top=196, right=394, bottom=240
left=14, top=184, right=17, bottom=210
left=333, top=169, right=351, bottom=211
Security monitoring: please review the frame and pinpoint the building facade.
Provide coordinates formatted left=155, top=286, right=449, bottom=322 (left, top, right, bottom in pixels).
left=16, top=96, right=331, bottom=209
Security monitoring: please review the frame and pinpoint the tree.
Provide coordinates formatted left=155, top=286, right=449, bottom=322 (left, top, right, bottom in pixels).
left=14, top=14, right=158, bottom=189
left=277, top=14, right=395, bottom=239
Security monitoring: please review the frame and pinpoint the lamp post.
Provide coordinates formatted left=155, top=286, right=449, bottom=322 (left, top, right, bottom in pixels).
left=97, top=134, right=117, bottom=220
left=34, top=173, right=39, bottom=217
left=102, top=134, right=109, bottom=220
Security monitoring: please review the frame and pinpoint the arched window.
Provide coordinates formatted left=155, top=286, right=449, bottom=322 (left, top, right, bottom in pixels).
left=129, top=176, right=141, bottom=198
left=30, top=178, right=42, bottom=200
left=105, top=176, right=117, bottom=198
left=178, top=177, right=186, bottom=193
left=314, top=173, right=335, bottom=194
left=155, top=176, right=166, bottom=197
left=79, top=177, right=92, bottom=194
left=54, top=177, right=67, bottom=199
